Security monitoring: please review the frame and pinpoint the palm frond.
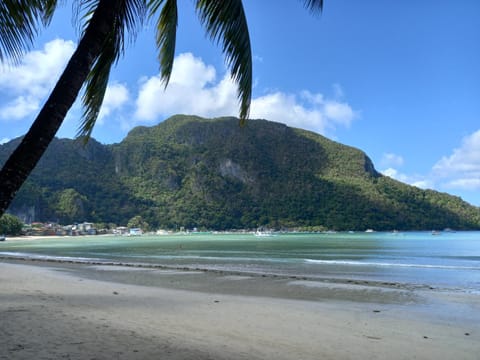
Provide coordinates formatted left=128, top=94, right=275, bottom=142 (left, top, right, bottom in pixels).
left=0, top=0, right=59, bottom=64
left=77, top=0, right=146, bottom=52
left=303, top=0, right=324, bottom=13
left=149, top=0, right=178, bottom=87
left=77, top=0, right=147, bottom=141
left=42, top=0, right=60, bottom=24
left=77, top=39, right=113, bottom=141
left=196, top=0, right=252, bottom=123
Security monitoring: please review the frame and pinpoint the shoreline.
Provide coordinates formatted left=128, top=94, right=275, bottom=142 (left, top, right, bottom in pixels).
left=2, top=234, right=115, bottom=241
left=1, top=259, right=479, bottom=359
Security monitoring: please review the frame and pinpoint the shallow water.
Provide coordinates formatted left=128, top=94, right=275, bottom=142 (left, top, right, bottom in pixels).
left=1, top=231, right=479, bottom=292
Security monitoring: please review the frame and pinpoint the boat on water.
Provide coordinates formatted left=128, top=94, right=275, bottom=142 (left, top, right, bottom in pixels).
left=254, top=229, right=275, bottom=237
left=0, top=235, right=5, bottom=241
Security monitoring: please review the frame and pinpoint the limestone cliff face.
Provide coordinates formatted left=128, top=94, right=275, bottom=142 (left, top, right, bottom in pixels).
left=219, top=159, right=253, bottom=184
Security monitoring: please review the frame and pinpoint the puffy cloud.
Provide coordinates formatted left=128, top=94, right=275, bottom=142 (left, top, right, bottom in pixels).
left=324, top=102, right=355, bottom=126
left=0, top=96, right=40, bottom=120
left=382, top=167, right=401, bottom=179
left=381, top=167, right=408, bottom=184
left=381, top=129, right=480, bottom=199
left=433, top=130, right=480, bottom=191
left=0, top=138, right=10, bottom=145
left=433, top=130, right=480, bottom=177
left=135, top=53, right=237, bottom=121
left=381, top=167, right=433, bottom=189
left=250, top=90, right=356, bottom=135
left=432, top=130, right=480, bottom=190
left=0, top=39, right=75, bottom=121
left=0, top=38, right=75, bottom=95
left=411, top=179, right=433, bottom=189
left=445, top=178, right=480, bottom=190
left=134, top=52, right=356, bottom=136
left=380, top=151, right=434, bottom=191
left=380, top=153, right=404, bottom=168
left=97, top=83, right=130, bottom=123
left=134, top=53, right=234, bottom=121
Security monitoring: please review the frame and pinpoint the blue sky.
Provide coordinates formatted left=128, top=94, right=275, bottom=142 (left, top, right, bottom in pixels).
left=1, top=1, right=480, bottom=205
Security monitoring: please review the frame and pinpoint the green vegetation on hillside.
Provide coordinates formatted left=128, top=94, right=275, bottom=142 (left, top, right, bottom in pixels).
left=1, top=115, right=479, bottom=231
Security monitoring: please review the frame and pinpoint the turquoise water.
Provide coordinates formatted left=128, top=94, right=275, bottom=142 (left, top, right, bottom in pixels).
left=1, top=231, right=480, bottom=291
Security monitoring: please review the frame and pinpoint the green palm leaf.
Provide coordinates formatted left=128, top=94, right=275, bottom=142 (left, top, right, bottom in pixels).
left=196, top=0, right=252, bottom=124
left=149, top=0, right=178, bottom=87
left=78, top=35, right=114, bottom=141
left=77, top=0, right=146, bottom=141
left=0, top=0, right=58, bottom=63
left=303, top=0, right=324, bottom=12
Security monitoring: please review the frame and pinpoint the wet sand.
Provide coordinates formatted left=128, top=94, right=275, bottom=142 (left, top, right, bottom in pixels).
left=1, top=260, right=479, bottom=359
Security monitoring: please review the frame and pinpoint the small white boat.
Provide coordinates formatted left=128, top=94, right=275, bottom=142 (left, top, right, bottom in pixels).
left=0, top=235, right=5, bottom=241
left=254, top=229, right=274, bottom=237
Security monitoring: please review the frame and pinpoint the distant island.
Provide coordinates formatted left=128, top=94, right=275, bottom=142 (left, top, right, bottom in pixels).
left=1, top=115, right=479, bottom=231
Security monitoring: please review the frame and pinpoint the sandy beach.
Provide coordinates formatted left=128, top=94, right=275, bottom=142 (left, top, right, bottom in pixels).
left=1, top=260, right=479, bottom=360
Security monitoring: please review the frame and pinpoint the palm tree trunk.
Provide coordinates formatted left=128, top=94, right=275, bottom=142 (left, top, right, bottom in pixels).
left=0, top=0, right=119, bottom=217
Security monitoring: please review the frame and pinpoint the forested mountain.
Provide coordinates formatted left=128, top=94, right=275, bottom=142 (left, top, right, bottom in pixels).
left=1, top=115, right=479, bottom=230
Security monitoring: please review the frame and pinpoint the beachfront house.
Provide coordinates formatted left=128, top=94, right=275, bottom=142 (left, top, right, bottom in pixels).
left=113, top=226, right=129, bottom=235
left=129, top=228, right=142, bottom=236
left=73, top=222, right=97, bottom=235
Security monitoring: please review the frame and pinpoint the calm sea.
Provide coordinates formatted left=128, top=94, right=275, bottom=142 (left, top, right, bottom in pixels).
left=1, top=231, right=480, bottom=292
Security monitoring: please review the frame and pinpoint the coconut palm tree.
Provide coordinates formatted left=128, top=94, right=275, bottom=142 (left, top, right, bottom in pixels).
left=0, top=0, right=323, bottom=217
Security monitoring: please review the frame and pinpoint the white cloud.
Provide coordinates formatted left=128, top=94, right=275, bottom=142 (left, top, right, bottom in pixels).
left=324, top=101, right=355, bottom=126
left=380, top=167, right=432, bottom=189
left=382, top=167, right=399, bottom=179
left=433, top=130, right=480, bottom=179
left=380, top=153, right=404, bottom=168
left=0, top=138, right=10, bottom=145
left=380, top=129, right=480, bottom=201
left=97, top=83, right=130, bottom=123
left=254, top=90, right=355, bottom=134
left=250, top=91, right=356, bottom=134
left=170, top=52, right=216, bottom=86
left=134, top=52, right=357, bottom=136
left=411, top=179, right=433, bottom=189
left=135, top=53, right=236, bottom=121
left=381, top=167, right=411, bottom=184
left=0, top=96, right=40, bottom=120
left=431, top=130, right=480, bottom=191
left=0, top=38, right=75, bottom=121
left=444, top=178, right=480, bottom=191
left=251, top=92, right=319, bottom=128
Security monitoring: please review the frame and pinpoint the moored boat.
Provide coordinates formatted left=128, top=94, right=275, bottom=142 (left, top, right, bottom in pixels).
left=254, top=229, right=274, bottom=237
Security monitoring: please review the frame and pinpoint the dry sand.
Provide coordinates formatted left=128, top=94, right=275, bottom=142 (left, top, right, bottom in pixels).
left=0, top=260, right=479, bottom=360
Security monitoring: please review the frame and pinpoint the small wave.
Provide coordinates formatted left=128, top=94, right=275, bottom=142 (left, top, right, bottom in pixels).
left=0, top=252, right=292, bottom=277
left=304, top=258, right=480, bottom=270
left=118, top=253, right=297, bottom=264
left=0, top=252, right=183, bottom=270
left=0, top=252, right=101, bottom=263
